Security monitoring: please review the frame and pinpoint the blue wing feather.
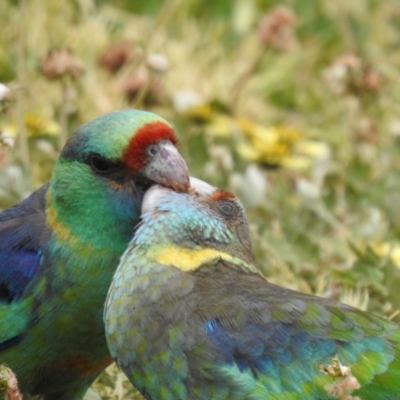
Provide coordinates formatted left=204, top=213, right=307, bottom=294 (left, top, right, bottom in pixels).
left=0, top=184, right=49, bottom=350
left=0, top=184, right=48, bottom=301
left=0, top=251, right=41, bottom=300
left=205, top=319, right=336, bottom=376
left=201, top=286, right=399, bottom=398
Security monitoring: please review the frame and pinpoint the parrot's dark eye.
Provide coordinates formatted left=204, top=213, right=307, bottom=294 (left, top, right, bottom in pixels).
left=87, top=154, right=115, bottom=174
left=217, top=200, right=239, bottom=217
left=147, top=144, right=158, bottom=158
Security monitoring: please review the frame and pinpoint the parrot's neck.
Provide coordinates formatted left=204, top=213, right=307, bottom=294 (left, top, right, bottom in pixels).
left=44, top=186, right=139, bottom=297
left=45, top=186, right=139, bottom=254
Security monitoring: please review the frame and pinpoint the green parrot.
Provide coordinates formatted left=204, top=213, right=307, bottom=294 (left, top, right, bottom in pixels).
left=105, top=178, right=400, bottom=400
left=0, top=109, right=190, bottom=399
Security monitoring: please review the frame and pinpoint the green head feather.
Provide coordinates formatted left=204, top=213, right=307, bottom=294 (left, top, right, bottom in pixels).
left=133, top=179, right=257, bottom=271
left=47, top=109, right=186, bottom=251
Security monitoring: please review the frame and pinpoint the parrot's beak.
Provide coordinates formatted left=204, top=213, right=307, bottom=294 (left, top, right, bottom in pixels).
left=143, top=143, right=190, bottom=192
left=142, top=177, right=217, bottom=213
left=188, top=177, right=216, bottom=196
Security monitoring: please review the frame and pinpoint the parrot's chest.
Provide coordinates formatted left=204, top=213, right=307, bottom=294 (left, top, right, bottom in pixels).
left=48, top=253, right=118, bottom=346
left=1, top=260, right=117, bottom=396
left=26, top=254, right=118, bottom=392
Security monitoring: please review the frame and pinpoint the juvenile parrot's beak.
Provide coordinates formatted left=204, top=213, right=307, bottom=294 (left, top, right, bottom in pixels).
left=142, top=177, right=217, bottom=213
left=143, top=143, right=190, bottom=192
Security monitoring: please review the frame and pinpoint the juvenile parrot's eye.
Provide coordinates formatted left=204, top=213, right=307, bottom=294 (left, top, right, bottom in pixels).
left=87, top=154, right=114, bottom=174
left=217, top=200, right=239, bottom=217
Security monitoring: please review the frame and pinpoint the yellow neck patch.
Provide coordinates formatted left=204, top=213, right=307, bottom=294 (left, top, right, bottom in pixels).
left=152, top=245, right=234, bottom=272
left=46, top=190, right=94, bottom=253
left=46, top=190, right=75, bottom=243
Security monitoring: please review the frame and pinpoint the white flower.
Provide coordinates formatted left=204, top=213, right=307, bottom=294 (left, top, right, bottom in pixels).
left=171, top=91, right=204, bottom=113
left=0, top=128, right=15, bottom=147
left=0, top=83, right=10, bottom=102
left=1, top=136, right=15, bottom=147
left=147, top=53, right=169, bottom=73
left=296, top=178, right=320, bottom=200
left=230, top=164, right=268, bottom=207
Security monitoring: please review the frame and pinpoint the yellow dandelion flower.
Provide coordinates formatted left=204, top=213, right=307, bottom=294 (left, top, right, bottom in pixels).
left=274, top=125, right=302, bottom=144
left=281, top=155, right=313, bottom=170
left=184, top=104, right=213, bottom=123
left=237, top=144, right=260, bottom=161
left=205, top=114, right=236, bottom=137
left=295, top=140, right=331, bottom=160
left=370, top=242, right=400, bottom=268
left=25, top=113, right=60, bottom=137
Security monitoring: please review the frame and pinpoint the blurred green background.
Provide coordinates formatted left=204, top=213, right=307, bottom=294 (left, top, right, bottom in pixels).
left=1, top=0, right=400, bottom=398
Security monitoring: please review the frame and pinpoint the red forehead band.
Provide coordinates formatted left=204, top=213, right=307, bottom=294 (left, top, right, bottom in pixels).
left=209, top=190, right=236, bottom=201
left=122, top=121, right=177, bottom=171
